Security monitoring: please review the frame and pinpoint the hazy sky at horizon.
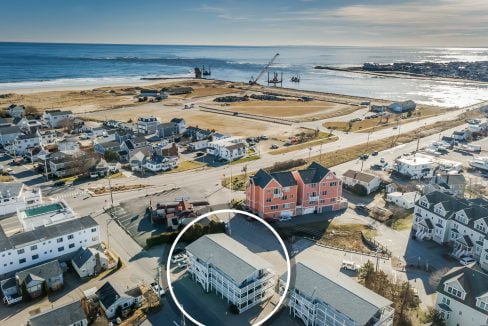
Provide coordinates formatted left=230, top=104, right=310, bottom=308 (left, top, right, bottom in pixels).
left=2, top=0, right=487, bottom=47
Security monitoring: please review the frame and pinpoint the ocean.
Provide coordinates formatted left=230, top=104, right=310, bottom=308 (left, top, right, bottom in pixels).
left=1, top=42, right=488, bottom=107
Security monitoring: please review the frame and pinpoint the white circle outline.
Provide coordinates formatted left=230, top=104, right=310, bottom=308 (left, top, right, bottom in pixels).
left=165, top=209, right=291, bottom=326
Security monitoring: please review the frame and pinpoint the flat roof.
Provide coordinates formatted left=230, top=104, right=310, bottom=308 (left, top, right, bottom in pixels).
left=25, top=203, right=64, bottom=218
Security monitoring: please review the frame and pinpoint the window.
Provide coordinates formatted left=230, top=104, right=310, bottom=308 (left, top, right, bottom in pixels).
left=283, top=203, right=290, bottom=209
left=91, top=228, right=97, bottom=232
left=478, top=300, right=488, bottom=311
left=69, top=243, right=75, bottom=249
left=322, top=191, right=327, bottom=196
left=266, top=198, right=272, bottom=203
left=441, top=296, right=451, bottom=306
left=17, top=249, right=24, bottom=255
left=19, top=258, right=26, bottom=264
left=58, top=246, right=64, bottom=252
left=330, top=182, right=337, bottom=186
left=57, top=237, right=63, bottom=243
left=32, top=254, right=39, bottom=260
left=311, top=183, right=317, bottom=188
left=68, top=234, right=74, bottom=240
left=270, top=205, right=278, bottom=210
left=30, top=245, right=37, bottom=251
left=273, top=189, right=281, bottom=195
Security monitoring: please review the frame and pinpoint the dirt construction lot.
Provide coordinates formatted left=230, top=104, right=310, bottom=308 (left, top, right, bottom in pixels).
left=83, top=102, right=302, bottom=139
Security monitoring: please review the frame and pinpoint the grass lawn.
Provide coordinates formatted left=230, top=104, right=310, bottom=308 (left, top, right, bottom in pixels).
left=107, top=172, right=125, bottom=179
left=164, top=160, right=205, bottom=174
left=319, top=223, right=378, bottom=252
left=0, top=175, right=13, bottom=182
left=389, top=214, right=414, bottom=231
left=230, top=155, right=260, bottom=165
left=270, top=132, right=338, bottom=155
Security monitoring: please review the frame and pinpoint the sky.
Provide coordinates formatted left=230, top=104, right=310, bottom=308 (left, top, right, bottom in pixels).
left=1, top=0, right=487, bottom=47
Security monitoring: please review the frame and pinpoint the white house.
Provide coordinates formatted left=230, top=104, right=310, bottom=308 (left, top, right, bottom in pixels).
left=57, top=137, right=80, bottom=153
left=137, top=116, right=159, bottom=135
left=435, top=265, right=488, bottom=326
left=144, top=156, right=178, bottom=172
left=42, top=110, right=74, bottom=128
left=26, top=300, right=88, bottom=326
left=413, top=191, right=488, bottom=270
left=279, top=260, right=394, bottom=326
left=6, top=105, right=25, bottom=118
left=8, top=133, right=41, bottom=155
left=17, top=118, right=43, bottom=133
left=388, top=100, right=416, bottom=113
left=0, top=215, right=100, bottom=278
left=71, top=246, right=109, bottom=278
left=386, top=191, right=418, bottom=209
left=188, top=139, right=208, bottom=151
left=207, top=137, right=246, bottom=162
left=342, top=169, right=381, bottom=194
left=394, top=154, right=437, bottom=179
left=0, top=126, right=22, bottom=146
left=186, top=233, right=274, bottom=313
left=37, top=129, right=59, bottom=147
left=170, top=118, right=187, bottom=134
left=0, top=183, right=42, bottom=216
left=96, top=282, right=144, bottom=319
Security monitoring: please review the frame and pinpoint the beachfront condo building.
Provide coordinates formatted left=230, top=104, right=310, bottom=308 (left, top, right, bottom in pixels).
left=186, top=233, right=274, bottom=313
left=279, top=261, right=394, bottom=326
left=246, top=162, right=346, bottom=219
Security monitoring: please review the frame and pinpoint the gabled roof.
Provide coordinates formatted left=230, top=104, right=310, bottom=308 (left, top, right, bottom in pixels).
left=282, top=262, right=392, bottom=325
left=298, top=162, right=331, bottom=184
left=16, top=260, right=63, bottom=285
left=437, top=266, right=488, bottom=314
left=250, top=169, right=297, bottom=188
left=342, top=169, right=378, bottom=183
left=0, top=125, right=21, bottom=135
left=96, top=282, right=120, bottom=308
left=27, top=301, right=87, bottom=326
left=186, top=233, right=272, bottom=286
left=71, top=247, right=96, bottom=269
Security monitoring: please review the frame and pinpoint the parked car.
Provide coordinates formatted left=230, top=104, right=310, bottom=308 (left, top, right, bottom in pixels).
left=260, top=135, right=269, bottom=140
left=6, top=168, right=13, bottom=174
left=195, top=152, right=205, bottom=157
left=380, top=157, right=385, bottom=163
left=171, top=254, right=187, bottom=264
left=53, top=180, right=65, bottom=187
left=150, top=282, right=165, bottom=297
left=359, top=154, right=369, bottom=160
left=341, top=260, right=361, bottom=272
left=370, top=164, right=383, bottom=170
left=372, top=151, right=378, bottom=156
left=270, top=144, right=279, bottom=149
left=279, top=216, right=292, bottom=222
left=459, top=256, right=476, bottom=266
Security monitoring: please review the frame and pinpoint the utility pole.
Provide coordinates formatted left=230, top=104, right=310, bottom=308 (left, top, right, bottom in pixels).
left=107, top=169, right=114, bottom=208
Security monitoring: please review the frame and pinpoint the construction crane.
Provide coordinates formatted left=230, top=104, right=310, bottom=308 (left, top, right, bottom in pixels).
left=249, top=53, right=280, bottom=85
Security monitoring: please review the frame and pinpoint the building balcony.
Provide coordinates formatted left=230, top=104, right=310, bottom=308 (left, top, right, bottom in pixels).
left=308, top=196, right=319, bottom=202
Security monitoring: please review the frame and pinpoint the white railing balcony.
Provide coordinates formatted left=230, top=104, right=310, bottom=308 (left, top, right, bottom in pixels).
left=308, top=196, right=319, bottom=202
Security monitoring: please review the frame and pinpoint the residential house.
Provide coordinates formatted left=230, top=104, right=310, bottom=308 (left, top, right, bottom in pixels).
left=0, top=183, right=42, bottom=216
left=26, top=300, right=88, bottom=326
left=37, top=129, right=59, bottom=147
left=207, top=137, right=246, bottom=162
left=435, top=265, right=488, bottom=326
left=0, top=215, right=100, bottom=277
left=429, top=173, right=466, bottom=198
left=42, top=110, right=74, bottom=128
left=96, top=282, right=144, bottom=319
left=71, top=246, right=109, bottom=278
left=170, top=118, right=187, bottom=134
left=246, top=162, right=346, bottom=219
left=186, top=233, right=274, bottom=313
left=0, top=125, right=22, bottom=146
left=394, top=154, right=437, bottom=179
left=144, top=155, right=178, bottom=172
left=49, top=151, right=97, bottom=178
left=413, top=191, right=488, bottom=270
left=120, top=136, right=151, bottom=159
left=342, top=169, right=381, bottom=195
left=388, top=100, right=416, bottom=113
left=94, top=140, right=120, bottom=155
left=6, top=104, right=25, bottom=118
left=386, top=191, right=418, bottom=209
left=185, top=127, right=212, bottom=141
left=279, top=261, right=394, bottom=326
left=15, top=260, right=64, bottom=299
left=129, top=150, right=148, bottom=172
left=137, top=116, right=159, bottom=135
left=246, top=169, right=298, bottom=219
left=17, top=118, right=43, bottom=133
left=188, top=139, right=208, bottom=151
left=157, top=122, right=179, bottom=139
left=8, top=133, right=41, bottom=155
left=57, top=137, right=80, bottom=153
left=293, top=162, right=346, bottom=215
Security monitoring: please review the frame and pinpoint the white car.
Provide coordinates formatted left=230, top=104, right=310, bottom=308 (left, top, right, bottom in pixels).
left=150, top=282, right=165, bottom=297
left=279, top=216, right=292, bottom=222
left=171, top=254, right=187, bottom=264
left=459, top=256, right=476, bottom=266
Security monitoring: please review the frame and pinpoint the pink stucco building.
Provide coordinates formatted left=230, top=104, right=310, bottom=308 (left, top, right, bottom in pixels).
left=246, top=162, right=346, bottom=220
